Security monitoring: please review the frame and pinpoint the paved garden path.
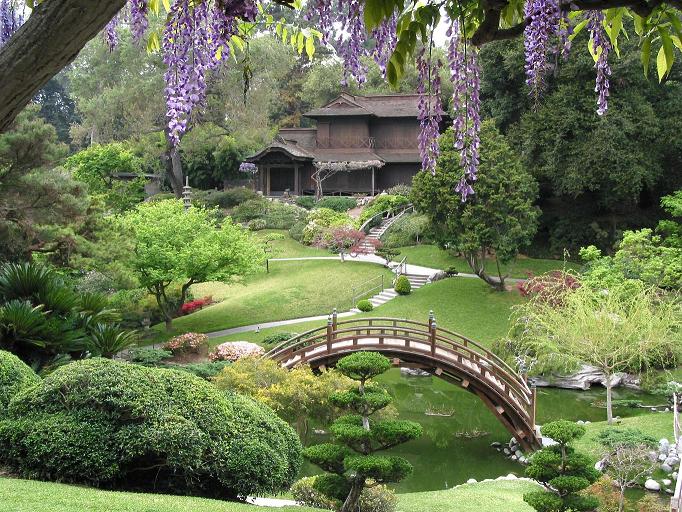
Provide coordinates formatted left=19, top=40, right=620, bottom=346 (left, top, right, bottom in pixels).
left=206, top=255, right=523, bottom=339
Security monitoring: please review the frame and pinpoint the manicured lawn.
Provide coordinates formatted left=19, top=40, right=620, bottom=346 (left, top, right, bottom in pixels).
left=155, top=259, right=393, bottom=339
left=0, top=478, right=314, bottom=512
left=212, top=276, right=524, bottom=348
left=255, top=230, right=329, bottom=258
left=396, top=245, right=579, bottom=277
left=396, top=480, right=538, bottom=512
left=573, top=412, right=674, bottom=459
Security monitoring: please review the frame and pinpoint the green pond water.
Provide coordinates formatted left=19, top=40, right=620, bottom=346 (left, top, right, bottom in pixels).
left=301, top=369, right=662, bottom=493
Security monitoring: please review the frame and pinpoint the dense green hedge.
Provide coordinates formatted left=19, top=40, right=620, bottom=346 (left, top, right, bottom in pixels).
left=0, top=350, right=40, bottom=412
left=0, top=358, right=302, bottom=498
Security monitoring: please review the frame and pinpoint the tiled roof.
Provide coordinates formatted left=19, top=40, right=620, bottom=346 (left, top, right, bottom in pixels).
left=245, top=137, right=314, bottom=162
left=304, top=93, right=422, bottom=119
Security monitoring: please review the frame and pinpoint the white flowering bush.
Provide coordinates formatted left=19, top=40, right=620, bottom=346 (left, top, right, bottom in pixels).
left=209, top=341, right=264, bottom=362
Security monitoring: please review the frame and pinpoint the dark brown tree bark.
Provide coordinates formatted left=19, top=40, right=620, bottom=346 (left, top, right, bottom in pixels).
left=0, top=0, right=127, bottom=132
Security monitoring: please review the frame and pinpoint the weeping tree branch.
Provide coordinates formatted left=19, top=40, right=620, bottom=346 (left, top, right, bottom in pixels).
left=471, top=0, right=682, bottom=46
left=0, top=0, right=127, bottom=132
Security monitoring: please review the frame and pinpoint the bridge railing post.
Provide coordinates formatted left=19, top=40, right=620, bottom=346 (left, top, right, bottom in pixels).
left=332, top=308, right=337, bottom=331
left=326, top=316, right=333, bottom=352
left=530, top=384, right=537, bottom=428
left=429, top=310, right=436, bottom=354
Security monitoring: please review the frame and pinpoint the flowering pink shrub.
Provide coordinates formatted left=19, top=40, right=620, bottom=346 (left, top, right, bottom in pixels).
left=517, top=270, right=580, bottom=306
left=209, top=341, right=265, bottom=362
left=179, top=296, right=214, bottom=316
left=314, top=226, right=381, bottom=257
left=163, top=332, right=209, bottom=355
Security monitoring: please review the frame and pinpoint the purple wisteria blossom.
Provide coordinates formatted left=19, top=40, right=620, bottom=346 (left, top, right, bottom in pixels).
left=163, top=0, right=213, bottom=145
left=239, top=162, right=258, bottom=174
left=523, top=0, right=560, bottom=102
left=129, top=0, right=149, bottom=45
left=588, top=10, right=611, bottom=115
left=338, top=0, right=368, bottom=86
left=447, top=19, right=480, bottom=201
left=304, top=0, right=334, bottom=43
left=371, top=13, right=397, bottom=77
left=417, top=49, right=444, bottom=175
left=0, top=0, right=22, bottom=47
left=103, top=14, right=119, bottom=52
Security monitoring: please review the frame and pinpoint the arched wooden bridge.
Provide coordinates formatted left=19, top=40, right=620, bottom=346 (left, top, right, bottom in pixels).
left=265, top=312, right=541, bottom=451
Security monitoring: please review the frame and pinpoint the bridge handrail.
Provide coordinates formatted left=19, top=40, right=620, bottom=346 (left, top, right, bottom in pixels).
left=264, top=316, right=531, bottom=398
left=264, top=317, right=429, bottom=356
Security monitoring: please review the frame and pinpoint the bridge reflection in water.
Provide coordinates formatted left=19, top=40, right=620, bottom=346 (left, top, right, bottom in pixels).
left=265, top=311, right=541, bottom=451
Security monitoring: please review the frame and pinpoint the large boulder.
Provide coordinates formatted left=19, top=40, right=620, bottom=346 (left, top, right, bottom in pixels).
left=0, top=358, right=301, bottom=498
left=529, top=364, right=640, bottom=390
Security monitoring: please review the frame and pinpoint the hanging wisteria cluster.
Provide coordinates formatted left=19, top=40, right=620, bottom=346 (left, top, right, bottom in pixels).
left=446, top=19, right=482, bottom=200
left=103, top=14, right=120, bottom=52
left=588, top=10, right=611, bottom=115
left=0, top=0, right=22, bottom=47
left=523, top=0, right=559, bottom=101
left=416, top=48, right=444, bottom=175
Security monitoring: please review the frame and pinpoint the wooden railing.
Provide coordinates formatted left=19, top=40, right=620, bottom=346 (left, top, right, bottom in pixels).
left=265, top=313, right=536, bottom=430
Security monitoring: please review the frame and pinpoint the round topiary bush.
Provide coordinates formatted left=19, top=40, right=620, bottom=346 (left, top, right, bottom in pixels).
left=394, top=275, right=411, bottom=295
left=0, top=358, right=301, bottom=498
left=0, top=350, right=40, bottom=412
left=356, top=299, right=374, bottom=312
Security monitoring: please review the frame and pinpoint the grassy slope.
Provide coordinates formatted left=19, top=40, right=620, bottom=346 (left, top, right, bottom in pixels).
left=396, top=480, right=537, bottom=512
left=1, top=477, right=537, bottom=512
left=0, top=478, right=314, bottom=512
left=396, top=245, right=579, bottom=277
left=157, top=260, right=394, bottom=338
left=573, top=413, right=674, bottom=459
left=255, top=230, right=329, bottom=258
left=212, top=277, right=523, bottom=348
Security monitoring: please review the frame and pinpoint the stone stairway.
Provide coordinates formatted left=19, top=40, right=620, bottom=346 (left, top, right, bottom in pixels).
left=350, top=271, right=432, bottom=312
left=358, top=212, right=407, bottom=254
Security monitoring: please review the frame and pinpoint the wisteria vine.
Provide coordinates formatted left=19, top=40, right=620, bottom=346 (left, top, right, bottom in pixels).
left=0, top=0, right=22, bottom=47
left=588, top=10, right=611, bottom=116
left=447, top=19, right=481, bottom=201
left=417, top=48, right=444, bottom=175
left=0, top=0, right=620, bottom=200
left=523, top=0, right=559, bottom=102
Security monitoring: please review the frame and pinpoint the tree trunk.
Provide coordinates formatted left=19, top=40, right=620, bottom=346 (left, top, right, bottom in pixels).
left=606, top=374, right=614, bottom=424
left=340, top=476, right=365, bottom=512
left=0, top=0, right=127, bottom=132
left=465, top=250, right=505, bottom=291
left=164, top=140, right=185, bottom=198
left=618, top=486, right=625, bottom=512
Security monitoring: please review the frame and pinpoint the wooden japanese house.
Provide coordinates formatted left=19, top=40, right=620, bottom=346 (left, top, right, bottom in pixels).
left=246, top=93, right=433, bottom=196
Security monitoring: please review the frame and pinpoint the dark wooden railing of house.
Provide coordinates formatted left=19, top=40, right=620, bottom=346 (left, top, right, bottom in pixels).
left=265, top=312, right=541, bottom=451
